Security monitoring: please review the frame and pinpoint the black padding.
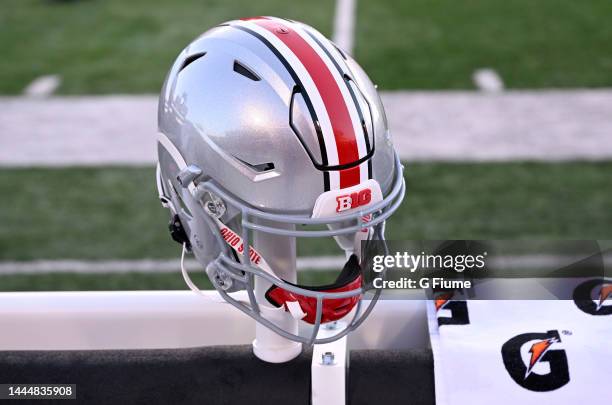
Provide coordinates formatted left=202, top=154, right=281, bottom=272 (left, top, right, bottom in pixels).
left=331, top=254, right=361, bottom=288
left=265, top=255, right=361, bottom=306
left=349, top=349, right=436, bottom=405
left=0, top=347, right=436, bottom=405
left=291, top=254, right=361, bottom=291
left=0, top=346, right=312, bottom=405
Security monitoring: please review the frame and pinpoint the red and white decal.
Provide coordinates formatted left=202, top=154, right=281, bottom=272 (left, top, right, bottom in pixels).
left=312, top=179, right=383, bottom=218
left=219, top=226, right=264, bottom=266
left=232, top=17, right=370, bottom=189
left=336, top=188, right=372, bottom=213
left=210, top=215, right=274, bottom=274
left=359, top=214, right=372, bottom=233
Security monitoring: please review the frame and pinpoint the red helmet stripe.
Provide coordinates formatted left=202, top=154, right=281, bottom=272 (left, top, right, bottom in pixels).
left=249, top=18, right=361, bottom=188
left=339, top=165, right=361, bottom=189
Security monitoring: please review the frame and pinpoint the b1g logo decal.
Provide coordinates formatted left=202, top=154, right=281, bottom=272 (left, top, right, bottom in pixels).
left=501, top=330, right=570, bottom=392
left=572, top=278, right=612, bottom=316
left=435, top=293, right=470, bottom=326
left=335, top=188, right=371, bottom=213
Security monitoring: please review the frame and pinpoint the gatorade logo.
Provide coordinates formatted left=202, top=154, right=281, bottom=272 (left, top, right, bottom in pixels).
left=501, top=330, right=570, bottom=392
left=435, top=292, right=470, bottom=326
left=573, top=278, right=612, bottom=316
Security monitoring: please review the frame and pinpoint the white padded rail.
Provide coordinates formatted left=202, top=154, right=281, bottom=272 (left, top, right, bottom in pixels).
left=0, top=291, right=429, bottom=350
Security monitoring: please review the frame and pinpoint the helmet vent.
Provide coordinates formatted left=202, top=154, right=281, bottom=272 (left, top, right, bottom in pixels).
left=234, top=156, right=274, bottom=172
left=179, top=52, right=206, bottom=72
left=233, top=60, right=260, bottom=81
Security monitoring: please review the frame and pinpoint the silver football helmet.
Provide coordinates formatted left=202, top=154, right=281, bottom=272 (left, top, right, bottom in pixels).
left=156, top=16, right=405, bottom=345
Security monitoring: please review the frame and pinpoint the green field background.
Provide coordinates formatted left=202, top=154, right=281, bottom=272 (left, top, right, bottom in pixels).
left=3, top=162, right=611, bottom=260
left=2, top=0, right=612, bottom=93
left=2, top=162, right=611, bottom=290
left=1, top=1, right=611, bottom=290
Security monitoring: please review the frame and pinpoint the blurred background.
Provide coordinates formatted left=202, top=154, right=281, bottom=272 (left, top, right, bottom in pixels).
left=1, top=0, right=611, bottom=291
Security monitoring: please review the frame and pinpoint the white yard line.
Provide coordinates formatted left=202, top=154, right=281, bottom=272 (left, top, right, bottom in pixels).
left=472, top=68, right=504, bottom=93
left=384, top=89, right=612, bottom=162
left=23, top=75, right=61, bottom=97
left=2, top=90, right=612, bottom=165
left=0, top=259, right=183, bottom=274
left=297, top=255, right=346, bottom=270
left=0, top=256, right=347, bottom=275
left=0, top=255, right=610, bottom=275
left=332, top=0, right=357, bottom=54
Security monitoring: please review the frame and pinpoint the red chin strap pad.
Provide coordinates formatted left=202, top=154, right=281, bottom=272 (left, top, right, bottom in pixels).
left=265, top=255, right=363, bottom=324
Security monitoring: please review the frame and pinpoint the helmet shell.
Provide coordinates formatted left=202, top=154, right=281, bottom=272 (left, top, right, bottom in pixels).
left=158, top=18, right=396, bottom=215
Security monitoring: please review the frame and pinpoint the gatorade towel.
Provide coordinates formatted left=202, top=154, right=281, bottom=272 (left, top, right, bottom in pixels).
left=427, top=278, right=612, bottom=405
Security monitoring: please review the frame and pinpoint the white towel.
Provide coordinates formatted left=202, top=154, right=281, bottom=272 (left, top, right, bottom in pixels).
left=428, top=279, right=611, bottom=405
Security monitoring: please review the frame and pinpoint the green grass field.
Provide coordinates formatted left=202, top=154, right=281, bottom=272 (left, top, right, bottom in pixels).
left=0, top=0, right=333, bottom=94
left=2, top=162, right=611, bottom=261
left=2, top=1, right=611, bottom=291
left=2, top=162, right=610, bottom=290
left=356, top=0, right=612, bottom=89
left=2, top=0, right=612, bottom=93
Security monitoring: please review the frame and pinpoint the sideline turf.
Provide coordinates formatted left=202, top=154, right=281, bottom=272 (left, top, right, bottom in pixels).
left=0, top=0, right=333, bottom=94
left=3, top=1, right=611, bottom=93
left=2, top=162, right=611, bottom=261
left=356, top=0, right=612, bottom=89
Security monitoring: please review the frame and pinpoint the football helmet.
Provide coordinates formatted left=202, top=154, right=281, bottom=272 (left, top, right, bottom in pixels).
left=156, top=16, right=405, bottom=345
